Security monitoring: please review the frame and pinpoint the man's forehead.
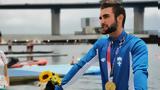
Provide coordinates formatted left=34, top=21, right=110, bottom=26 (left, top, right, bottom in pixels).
left=100, top=7, right=113, bottom=15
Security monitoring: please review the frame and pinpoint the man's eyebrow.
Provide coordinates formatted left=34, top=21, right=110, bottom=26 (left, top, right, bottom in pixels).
left=99, top=14, right=110, bottom=19
left=102, top=14, right=109, bottom=17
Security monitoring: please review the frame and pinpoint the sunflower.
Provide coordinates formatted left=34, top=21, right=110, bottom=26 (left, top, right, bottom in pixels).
left=50, top=73, right=61, bottom=85
left=39, top=71, right=53, bottom=83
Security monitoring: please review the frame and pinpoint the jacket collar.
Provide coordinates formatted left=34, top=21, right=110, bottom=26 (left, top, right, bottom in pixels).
left=108, top=30, right=127, bottom=45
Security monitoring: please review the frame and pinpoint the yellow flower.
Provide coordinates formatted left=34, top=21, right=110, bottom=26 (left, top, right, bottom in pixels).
left=39, top=71, right=53, bottom=83
left=51, top=73, right=61, bottom=85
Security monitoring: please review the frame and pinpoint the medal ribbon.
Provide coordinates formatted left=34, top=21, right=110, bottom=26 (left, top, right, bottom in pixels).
left=106, top=42, right=112, bottom=81
left=105, top=35, right=126, bottom=90
left=106, top=36, right=126, bottom=82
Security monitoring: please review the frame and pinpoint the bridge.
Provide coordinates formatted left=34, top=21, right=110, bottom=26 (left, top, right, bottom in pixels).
left=0, top=0, right=159, bottom=35
left=0, top=1, right=158, bottom=9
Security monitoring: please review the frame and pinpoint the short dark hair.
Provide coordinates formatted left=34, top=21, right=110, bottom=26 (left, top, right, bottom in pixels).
left=100, top=3, right=126, bottom=27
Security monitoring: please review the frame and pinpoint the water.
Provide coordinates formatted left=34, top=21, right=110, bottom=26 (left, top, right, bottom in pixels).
left=0, top=44, right=160, bottom=90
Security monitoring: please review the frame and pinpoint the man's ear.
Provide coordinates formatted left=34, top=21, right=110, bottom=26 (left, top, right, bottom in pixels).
left=117, top=14, right=124, bottom=23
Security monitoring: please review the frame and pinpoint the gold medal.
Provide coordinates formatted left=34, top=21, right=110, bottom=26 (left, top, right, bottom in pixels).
left=105, top=81, right=116, bottom=90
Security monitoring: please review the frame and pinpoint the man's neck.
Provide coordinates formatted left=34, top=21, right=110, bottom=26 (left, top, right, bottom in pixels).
left=109, top=28, right=123, bottom=40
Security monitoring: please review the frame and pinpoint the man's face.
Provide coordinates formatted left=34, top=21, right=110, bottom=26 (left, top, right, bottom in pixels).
left=99, top=7, right=117, bottom=34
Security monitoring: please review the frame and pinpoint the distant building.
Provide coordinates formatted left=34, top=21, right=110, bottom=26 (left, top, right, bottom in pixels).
left=76, top=17, right=101, bottom=35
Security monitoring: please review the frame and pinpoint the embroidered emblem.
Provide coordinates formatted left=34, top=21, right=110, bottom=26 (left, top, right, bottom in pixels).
left=117, top=57, right=122, bottom=66
left=101, top=58, right=106, bottom=62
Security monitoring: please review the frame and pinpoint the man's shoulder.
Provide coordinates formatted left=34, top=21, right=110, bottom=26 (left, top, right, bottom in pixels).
left=98, top=35, right=109, bottom=41
left=127, top=34, right=147, bottom=50
left=96, top=35, right=109, bottom=44
left=127, top=34, right=145, bottom=44
left=93, top=35, right=109, bottom=48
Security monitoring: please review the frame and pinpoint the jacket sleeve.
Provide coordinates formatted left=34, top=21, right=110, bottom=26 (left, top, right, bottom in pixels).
left=131, top=40, right=148, bottom=90
left=56, top=39, right=101, bottom=90
left=55, top=85, right=63, bottom=90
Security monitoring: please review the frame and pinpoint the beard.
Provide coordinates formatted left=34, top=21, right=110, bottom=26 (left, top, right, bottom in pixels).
left=101, top=22, right=117, bottom=34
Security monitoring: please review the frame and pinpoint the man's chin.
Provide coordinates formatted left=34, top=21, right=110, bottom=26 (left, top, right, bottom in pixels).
left=101, top=28, right=117, bottom=34
left=101, top=29, right=110, bottom=34
left=101, top=31, right=107, bottom=35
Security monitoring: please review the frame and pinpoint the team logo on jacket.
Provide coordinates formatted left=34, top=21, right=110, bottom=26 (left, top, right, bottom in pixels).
left=117, top=57, right=122, bottom=67
left=101, top=58, right=106, bottom=62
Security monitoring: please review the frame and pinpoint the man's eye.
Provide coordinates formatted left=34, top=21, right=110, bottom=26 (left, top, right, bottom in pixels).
left=99, top=14, right=109, bottom=20
left=99, top=17, right=102, bottom=20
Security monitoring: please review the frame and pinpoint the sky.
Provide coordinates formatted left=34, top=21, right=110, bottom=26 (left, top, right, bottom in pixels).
left=0, top=0, right=159, bottom=35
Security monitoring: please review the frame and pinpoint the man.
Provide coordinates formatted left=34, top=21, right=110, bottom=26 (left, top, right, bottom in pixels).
left=0, top=51, right=10, bottom=89
left=26, top=40, right=34, bottom=60
left=54, top=2, right=148, bottom=90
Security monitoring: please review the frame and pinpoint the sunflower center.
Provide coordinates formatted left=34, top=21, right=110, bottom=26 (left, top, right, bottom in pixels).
left=43, top=75, right=49, bottom=79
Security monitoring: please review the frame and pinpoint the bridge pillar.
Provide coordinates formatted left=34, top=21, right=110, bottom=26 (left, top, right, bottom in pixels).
left=51, top=8, right=60, bottom=35
left=134, top=7, right=144, bottom=34
left=158, top=1, right=160, bottom=9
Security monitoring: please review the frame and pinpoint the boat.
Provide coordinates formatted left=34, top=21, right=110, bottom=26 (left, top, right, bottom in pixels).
left=6, top=53, right=67, bottom=58
left=8, top=64, right=100, bottom=84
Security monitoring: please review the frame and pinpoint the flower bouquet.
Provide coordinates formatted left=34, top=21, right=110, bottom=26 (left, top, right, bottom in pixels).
left=39, top=71, right=61, bottom=90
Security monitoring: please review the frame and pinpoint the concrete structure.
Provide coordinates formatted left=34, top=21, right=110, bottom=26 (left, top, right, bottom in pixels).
left=0, top=0, right=158, bottom=35
left=158, top=1, right=160, bottom=9
left=51, top=9, right=60, bottom=35
left=81, top=17, right=100, bottom=34
left=134, top=7, right=144, bottom=34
